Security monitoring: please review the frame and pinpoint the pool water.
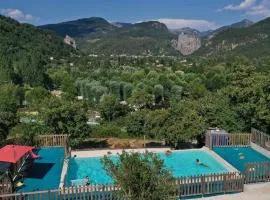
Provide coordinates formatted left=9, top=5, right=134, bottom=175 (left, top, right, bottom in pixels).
left=66, top=150, right=228, bottom=186
left=213, top=147, right=270, bottom=172
left=17, top=147, right=65, bottom=192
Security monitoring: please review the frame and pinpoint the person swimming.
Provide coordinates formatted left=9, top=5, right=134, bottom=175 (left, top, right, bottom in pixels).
left=85, top=176, right=90, bottom=186
left=196, top=159, right=208, bottom=167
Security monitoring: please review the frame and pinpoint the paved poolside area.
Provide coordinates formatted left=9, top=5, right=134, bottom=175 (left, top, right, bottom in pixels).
left=71, top=147, right=171, bottom=157
left=193, top=182, right=270, bottom=200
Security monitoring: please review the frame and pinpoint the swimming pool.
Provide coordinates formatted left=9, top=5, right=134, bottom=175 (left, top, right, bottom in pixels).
left=17, top=147, right=65, bottom=192
left=65, top=149, right=229, bottom=186
left=213, top=147, right=270, bottom=172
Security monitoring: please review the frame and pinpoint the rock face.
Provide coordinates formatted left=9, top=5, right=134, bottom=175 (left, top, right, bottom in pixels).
left=177, top=33, right=201, bottom=55
left=64, top=35, right=77, bottom=49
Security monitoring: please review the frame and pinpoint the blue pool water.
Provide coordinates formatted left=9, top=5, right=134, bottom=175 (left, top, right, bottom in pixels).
left=66, top=150, right=228, bottom=186
left=213, top=147, right=270, bottom=172
left=17, top=147, right=65, bottom=192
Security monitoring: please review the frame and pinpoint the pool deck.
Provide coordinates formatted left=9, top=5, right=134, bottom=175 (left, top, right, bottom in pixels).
left=251, top=142, right=270, bottom=159
left=71, top=147, right=171, bottom=158
left=60, top=158, right=69, bottom=188
left=194, top=182, right=270, bottom=200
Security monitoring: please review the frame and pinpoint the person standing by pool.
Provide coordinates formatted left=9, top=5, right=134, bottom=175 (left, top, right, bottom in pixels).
left=85, top=176, right=90, bottom=186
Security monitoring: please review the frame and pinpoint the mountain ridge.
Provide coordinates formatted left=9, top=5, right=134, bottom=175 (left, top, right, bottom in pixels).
left=38, top=16, right=270, bottom=57
left=39, top=18, right=178, bottom=55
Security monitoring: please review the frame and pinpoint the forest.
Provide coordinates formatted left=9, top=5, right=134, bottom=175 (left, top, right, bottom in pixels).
left=1, top=53, right=270, bottom=148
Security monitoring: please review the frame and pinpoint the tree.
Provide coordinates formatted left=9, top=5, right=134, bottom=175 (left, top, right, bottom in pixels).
left=10, top=123, right=50, bottom=145
left=25, top=87, right=50, bottom=108
left=154, top=84, right=164, bottom=104
left=43, top=99, right=90, bottom=141
left=197, top=92, right=245, bottom=132
left=129, top=84, right=154, bottom=108
left=144, top=109, right=169, bottom=139
left=99, top=95, right=129, bottom=121
left=122, top=82, right=133, bottom=101
left=162, top=102, right=206, bottom=148
left=126, top=110, right=147, bottom=137
left=61, top=75, right=77, bottom=100
left=103, top=151, right=175, bottom=200
left=0, top=104, right=17, bottom=145
left=108, top=81, right=121, bottom=99
left=0, top=84, right=19, bottom=144
left=170, top=85, right=183, bottom=102
left=189, top=78, right=207, bottom=99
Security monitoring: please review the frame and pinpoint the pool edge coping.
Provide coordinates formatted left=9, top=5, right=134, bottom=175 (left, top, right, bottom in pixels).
left=203, top=147, right=239, bottom=173
left=60, top=158, right=69, bottom=188
left=71, top=148, right=171, bottom=158
left=251, top=142, right=270, bottom=159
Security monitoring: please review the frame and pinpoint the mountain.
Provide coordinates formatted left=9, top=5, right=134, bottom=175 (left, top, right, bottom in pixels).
left=230, top=19, right=254, bottom=28
left=40, top=18, right=179, bottom=55
left=196, top=17, right=270, bottom=57
left=39, top=17, right=117, bottom=38
left=209, top=19, right=254, bottom=37
left=171, top=19, right=253, bottom=39
left=0, top=15, right=73, bottom=87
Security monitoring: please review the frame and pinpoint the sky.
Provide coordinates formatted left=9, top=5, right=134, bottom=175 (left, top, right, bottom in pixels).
left=0, top=0, right=270, bottom=31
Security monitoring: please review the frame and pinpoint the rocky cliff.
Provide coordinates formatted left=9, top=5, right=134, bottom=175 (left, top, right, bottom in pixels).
left=176, top=33, right=201, bottom=55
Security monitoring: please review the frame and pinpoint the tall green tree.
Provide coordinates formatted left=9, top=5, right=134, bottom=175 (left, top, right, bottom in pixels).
left=103, top=151, right=175, bottom=200
left=0, top=84, right=19, bottom=144
left=99, top=95, right=129, bottom=121
left=163, top=102, right=206, bottom=148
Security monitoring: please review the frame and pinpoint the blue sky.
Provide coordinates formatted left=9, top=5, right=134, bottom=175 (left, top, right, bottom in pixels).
left=0, top=0, right=269, bottom=31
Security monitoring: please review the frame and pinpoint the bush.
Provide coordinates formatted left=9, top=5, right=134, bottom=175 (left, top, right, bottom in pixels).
left=103, top=151, right=176, bottom=200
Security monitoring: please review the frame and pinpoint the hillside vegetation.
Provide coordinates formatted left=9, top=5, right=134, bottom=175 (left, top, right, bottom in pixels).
left=0, top=15, right=73, bottom=87
left=197, top=18, right=270, bottom=58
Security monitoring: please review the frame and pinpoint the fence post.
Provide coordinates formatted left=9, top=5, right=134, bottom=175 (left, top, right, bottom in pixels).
left=223, top=174, right=227, bottom=193
left=47, top=190, right=51, bottom=200
left=201, top=176, right=205, bottom=196
left=209, top=134, right=212, bottom=150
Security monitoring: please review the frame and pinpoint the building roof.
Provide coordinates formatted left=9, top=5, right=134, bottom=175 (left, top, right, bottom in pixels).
left=0, top=145, right=34, bottom=164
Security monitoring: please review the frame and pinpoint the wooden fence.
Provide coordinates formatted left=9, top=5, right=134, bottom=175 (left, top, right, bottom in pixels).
left=0, top=172, right=244, bottom=199
left=176, top=172, right=244, bottom=197
left=35, top=134, right=69, bottom=147
left=205, top=133, right=252, bottom=149
left=245, top=162, right=270, bottom=184
left=251, top=128, right=270, bottom=151
left=35, top=134, right=70, bottom=156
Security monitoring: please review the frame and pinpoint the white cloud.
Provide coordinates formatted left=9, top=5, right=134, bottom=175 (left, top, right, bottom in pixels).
left=219, top=0, right=256, bottom=11
left=218, top=0, right=270, bottom=17
left=247, top=0, right=270, bottom=16
left=157, top=18, right=217, bottom=31
left=1, top=8, right=38, bottom=22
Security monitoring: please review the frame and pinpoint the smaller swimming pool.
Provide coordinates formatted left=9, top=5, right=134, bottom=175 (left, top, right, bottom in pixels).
left=17, top=147, right=65, bottom=192
left=66, top=149, right=229, bottom=186
left=213, top=147, right=270, bottom=172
